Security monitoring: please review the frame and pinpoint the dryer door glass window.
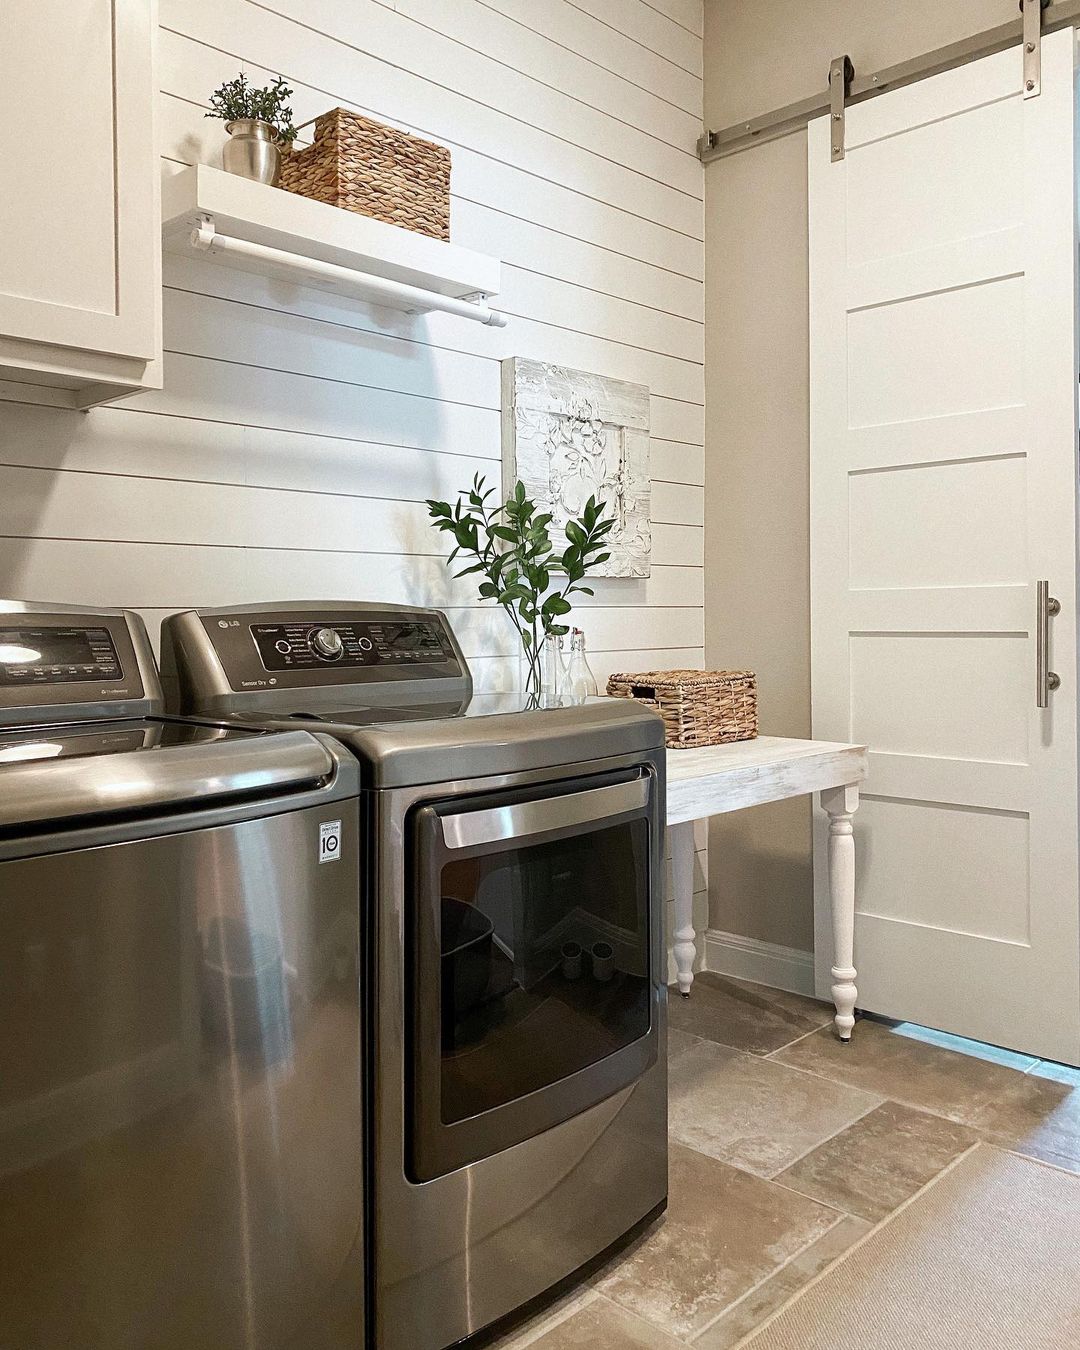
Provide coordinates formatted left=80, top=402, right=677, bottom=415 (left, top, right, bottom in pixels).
left=438, top=817, right=650, bottom=1119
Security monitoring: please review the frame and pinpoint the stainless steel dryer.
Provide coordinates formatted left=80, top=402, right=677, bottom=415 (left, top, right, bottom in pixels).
left=160, top=601, right=669, bottom=1350
left=0, top=602, right=364, bottom=1350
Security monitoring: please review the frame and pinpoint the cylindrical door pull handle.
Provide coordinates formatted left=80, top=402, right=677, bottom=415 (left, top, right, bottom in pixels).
left=1036, top=579, right=1060, bottom=709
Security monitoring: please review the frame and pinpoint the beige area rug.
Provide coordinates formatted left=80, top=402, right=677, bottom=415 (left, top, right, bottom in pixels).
left=740, top=1144, right=1080, bottom=1350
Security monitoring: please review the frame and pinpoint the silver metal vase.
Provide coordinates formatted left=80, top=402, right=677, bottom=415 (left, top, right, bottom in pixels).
left=222, top=119, right=281, bottom=186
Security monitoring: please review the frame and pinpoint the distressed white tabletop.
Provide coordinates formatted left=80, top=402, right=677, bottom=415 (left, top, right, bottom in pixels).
left=666, top=736, right=868, bottom=825
left=664, top=735, right=868, bottom=1040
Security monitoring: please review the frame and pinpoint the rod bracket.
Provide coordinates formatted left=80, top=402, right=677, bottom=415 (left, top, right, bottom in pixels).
left=1021, top=0, right=1051, bottom=98
left=829, top=55, right=855, bottom=162
left=190, top=214, right=215, bottom=251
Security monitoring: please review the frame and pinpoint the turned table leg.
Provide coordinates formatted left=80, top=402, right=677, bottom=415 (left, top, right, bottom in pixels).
left=671, top=820, right=697, bottom=997
left=821, top=784, right=859, bottom=1041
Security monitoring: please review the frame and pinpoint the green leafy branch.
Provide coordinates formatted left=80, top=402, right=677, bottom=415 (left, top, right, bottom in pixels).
left=426, top=476, right=614, bottom=691
left=206, top=73, right=298, bottom=145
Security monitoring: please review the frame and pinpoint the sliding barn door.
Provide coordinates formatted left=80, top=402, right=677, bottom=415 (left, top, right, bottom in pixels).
left=809, top=29, right=1080, bottom=1063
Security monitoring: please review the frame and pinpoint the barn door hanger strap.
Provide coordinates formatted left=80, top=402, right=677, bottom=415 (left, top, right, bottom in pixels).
left=828, top=0, right=1046, bottom=161
left=1022, top=0, right=1051, bottom=98
left=828, top=55, right=855, bottom=162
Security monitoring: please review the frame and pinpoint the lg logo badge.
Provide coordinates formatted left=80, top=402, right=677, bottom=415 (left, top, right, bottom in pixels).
left=319, top=820, right=342, bottom=864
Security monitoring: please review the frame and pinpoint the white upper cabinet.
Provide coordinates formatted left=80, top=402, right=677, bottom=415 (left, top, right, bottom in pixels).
left=0, top=0, right=161, bottom=408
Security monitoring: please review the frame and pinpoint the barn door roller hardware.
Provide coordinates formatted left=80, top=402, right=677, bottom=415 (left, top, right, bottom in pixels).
left=697, top=0, right=1074, bottom=164
left=1023, top=0, right=1052, bottom=97
left=829, top=55, right=855, bottom=161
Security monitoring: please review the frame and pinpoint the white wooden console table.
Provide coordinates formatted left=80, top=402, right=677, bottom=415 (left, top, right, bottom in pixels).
left=666, top=737, right=868, bottom=1040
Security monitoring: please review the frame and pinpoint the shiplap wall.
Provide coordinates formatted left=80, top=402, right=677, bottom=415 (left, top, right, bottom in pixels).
left=0, top=0, right=706, bottom=908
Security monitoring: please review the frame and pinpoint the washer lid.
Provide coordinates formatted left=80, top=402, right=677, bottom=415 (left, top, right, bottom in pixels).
left=0, top=724, right=341, bottom=830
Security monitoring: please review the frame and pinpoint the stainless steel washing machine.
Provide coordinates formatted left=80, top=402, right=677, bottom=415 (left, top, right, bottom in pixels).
left=160, top=601, right=669, bottom=1350
left=0, top=602, right=364, bottom=1349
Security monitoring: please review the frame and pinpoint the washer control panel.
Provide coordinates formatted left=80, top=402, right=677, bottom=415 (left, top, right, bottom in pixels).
left=0, top=605, right=153, bottom=722
left=0, top=624, right=122, bottom=686
left=252, top=619, right=454, bottom=673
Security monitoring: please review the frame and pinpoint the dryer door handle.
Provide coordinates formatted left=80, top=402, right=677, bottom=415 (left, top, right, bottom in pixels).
left=439, top=775, right=650, bottom=851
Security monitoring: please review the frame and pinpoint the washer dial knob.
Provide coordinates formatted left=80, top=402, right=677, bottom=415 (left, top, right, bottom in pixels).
left=310, top=626, right=344, bottom=661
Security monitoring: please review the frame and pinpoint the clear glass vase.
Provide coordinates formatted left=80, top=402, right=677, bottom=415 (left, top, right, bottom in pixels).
left=517, top=632, right=568, bottom=709
left=541, top=632, right=566, bottom=709
left=518, top=642, right=544, bottom=709
left=514, top=618, right=577, bottom=710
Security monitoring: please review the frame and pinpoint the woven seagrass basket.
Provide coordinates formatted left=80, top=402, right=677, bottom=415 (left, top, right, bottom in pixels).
left=279, top=108, right=451, bottom=240
left=606, top=669, right=758, bottom=749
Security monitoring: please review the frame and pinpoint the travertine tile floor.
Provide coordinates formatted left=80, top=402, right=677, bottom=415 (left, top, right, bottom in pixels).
left=493, top=973, right=1080, bottom=1349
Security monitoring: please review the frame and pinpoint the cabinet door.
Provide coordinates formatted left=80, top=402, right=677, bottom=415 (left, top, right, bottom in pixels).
left=0, top=0, right=157, bottom=360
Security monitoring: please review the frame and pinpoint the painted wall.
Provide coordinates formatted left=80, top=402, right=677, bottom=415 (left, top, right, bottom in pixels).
left=702, top=0, right=1017, bottom=954
left=1, top=0, right=705, bottom=672
left=0, top=0, right=707, bottom=944
left=1, top=2, right=707, bottom=884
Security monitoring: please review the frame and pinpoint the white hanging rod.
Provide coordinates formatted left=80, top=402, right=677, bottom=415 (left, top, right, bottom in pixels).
left=189, top=216, right=509, bottom=327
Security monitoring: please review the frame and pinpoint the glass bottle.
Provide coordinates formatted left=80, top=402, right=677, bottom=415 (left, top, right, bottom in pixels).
left=541, top=632, right=566, bottom=709
left=564, top=628, right=598, bottom=705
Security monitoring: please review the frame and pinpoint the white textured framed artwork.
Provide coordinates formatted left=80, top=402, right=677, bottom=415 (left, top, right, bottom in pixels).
left=501, top=357, right=652, bottom=578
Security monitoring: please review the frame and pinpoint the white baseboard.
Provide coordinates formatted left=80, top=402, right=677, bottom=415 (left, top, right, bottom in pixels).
left=702, top=928, right=815, bottom=998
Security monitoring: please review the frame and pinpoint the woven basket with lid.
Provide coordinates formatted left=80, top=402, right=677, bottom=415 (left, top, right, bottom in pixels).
left=606, top=669, right=757, bottom=749
left=279, top=108, right=451, bottom=240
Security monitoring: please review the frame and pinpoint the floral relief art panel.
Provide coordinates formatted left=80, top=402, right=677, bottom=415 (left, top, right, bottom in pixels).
left=501, top=357, right=651, bottom=578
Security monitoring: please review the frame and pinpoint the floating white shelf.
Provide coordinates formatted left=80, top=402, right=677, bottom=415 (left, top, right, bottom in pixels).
left=161, top=164, right=506, bottom=326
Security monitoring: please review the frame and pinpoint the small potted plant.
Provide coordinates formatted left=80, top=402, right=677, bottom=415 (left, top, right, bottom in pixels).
left=206, top=73, right=298, bottom=186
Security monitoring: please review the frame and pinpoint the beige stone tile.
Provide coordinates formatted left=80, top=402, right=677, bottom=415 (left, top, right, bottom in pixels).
left=493, top=1288, right=601, bottom=1348
left=669, top=1027, right=703, bottom=1061
left=771, top=1018, right=1036, bottom=1124
left=668, top=974, right=833, bottom=1057
left=595, top=1142, right=839, bottom=1340
left=970, top=1059, right=1080, bottom=1171
left=690, top=1215, right=870, bottom=1349
left=668, top=1040, right=881, bottom=1178
left=730, top=977, right=834, bottom=1026
left=523, top=1296, right=687, bottom=1348
left=777, top=1100, right=977, bottom=1221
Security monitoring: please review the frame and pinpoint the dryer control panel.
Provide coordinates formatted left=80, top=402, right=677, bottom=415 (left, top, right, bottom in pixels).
left=160, top=603, right=472, bottom=716
left=251, top=618, right=455, bottom=673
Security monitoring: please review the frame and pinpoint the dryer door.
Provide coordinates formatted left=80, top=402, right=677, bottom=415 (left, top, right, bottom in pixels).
left=408, top=765, right=659, bottom=1182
